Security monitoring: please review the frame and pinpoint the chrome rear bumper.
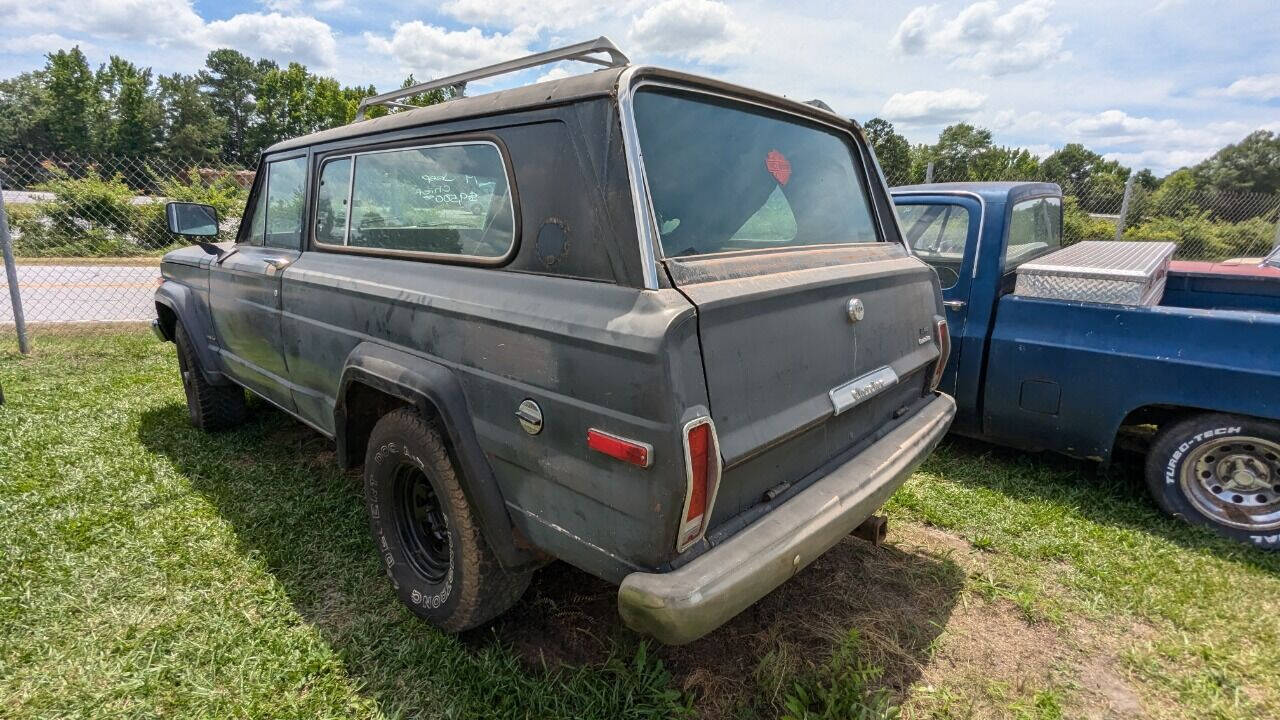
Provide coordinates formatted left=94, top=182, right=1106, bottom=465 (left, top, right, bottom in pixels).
left=617, top=393, right=956, bottom=644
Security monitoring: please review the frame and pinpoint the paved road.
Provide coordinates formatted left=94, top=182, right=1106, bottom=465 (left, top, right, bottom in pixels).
left=0, top=264, right=161, bottom=324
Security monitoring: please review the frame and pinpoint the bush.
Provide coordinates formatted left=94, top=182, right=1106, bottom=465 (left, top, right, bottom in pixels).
left=1062, top=195, right=1115, bottom=245
left=5, top=164, right=250, bottom=258
left=1123, top=213, right=1275, bottom=260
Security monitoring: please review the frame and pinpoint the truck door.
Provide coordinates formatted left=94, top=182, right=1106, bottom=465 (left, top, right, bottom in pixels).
left=208, top=154, right=306, bottom=412
left=891, top=194, right=981, bottom=397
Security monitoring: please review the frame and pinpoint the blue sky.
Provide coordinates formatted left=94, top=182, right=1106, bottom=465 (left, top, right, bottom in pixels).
left=1, top=0, right=1277, bottom=174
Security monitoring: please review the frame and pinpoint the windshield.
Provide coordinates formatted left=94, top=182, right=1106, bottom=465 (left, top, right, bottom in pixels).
left=633, top=87, right=880, bottom=258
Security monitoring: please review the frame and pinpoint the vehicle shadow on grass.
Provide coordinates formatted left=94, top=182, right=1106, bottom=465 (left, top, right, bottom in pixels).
left=138, top=401, right=965, bottom=718
left=936, top=436, right=1280, bottom=575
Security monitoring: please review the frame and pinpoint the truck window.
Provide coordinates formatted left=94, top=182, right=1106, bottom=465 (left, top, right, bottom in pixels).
left=1005, top=196, right=1061, bottom=270
left=263, top=157, right=307, bottom=250
left=895, top=203, right=968, bottom=289
left=633, top=87, right=879, bottom=258
left=318, top=142, right=515, bottom=259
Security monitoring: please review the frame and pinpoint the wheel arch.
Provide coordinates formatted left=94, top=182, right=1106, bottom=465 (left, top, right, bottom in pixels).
left=155, top=281, right=229, bottom=384
left=336, top=342, right=537, bottom=569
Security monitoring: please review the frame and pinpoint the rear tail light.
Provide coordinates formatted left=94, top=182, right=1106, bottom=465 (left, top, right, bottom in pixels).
left=587, top=428, right=652, bottom=468
left=677, top=418, right=722, bottom=552
left=930, top=316, right=950, bottom=391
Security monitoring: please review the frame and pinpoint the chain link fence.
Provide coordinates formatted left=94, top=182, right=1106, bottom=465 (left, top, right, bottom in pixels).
left=3, top=151, right=1279, bottom=354
left=1, top=152, right=253, bottom=353
left=885, top=164, right=1280, bottom=261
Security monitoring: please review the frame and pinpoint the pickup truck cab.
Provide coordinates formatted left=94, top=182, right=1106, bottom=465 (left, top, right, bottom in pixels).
left=892, top=181, right=1280, bottom=548
left=151, top=39, right=955, bottom=644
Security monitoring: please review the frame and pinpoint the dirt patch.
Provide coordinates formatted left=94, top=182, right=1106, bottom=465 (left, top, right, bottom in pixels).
left=477, top=526, right=967, bottom=718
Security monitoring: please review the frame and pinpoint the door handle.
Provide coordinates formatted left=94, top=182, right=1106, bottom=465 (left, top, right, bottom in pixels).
left=942, top=299, right=967, bottom=310
left=263, top=257, right=293, bottom=275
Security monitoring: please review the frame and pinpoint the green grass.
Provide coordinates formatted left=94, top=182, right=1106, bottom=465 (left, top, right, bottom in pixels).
left=2, top=331, right=1279, bottom=719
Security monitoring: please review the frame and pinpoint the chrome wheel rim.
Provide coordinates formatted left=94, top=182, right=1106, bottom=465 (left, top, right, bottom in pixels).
left=1181, top=435, right=1280, bottom=531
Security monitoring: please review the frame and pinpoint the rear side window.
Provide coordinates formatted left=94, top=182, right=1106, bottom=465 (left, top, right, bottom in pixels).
left=896, top=202, right=969, bottom=289
left=1005, top=196, right=1061, bottom=269
left=633, top=87, right=879, bottom=258
left=315, top=142, right=515, bottom=259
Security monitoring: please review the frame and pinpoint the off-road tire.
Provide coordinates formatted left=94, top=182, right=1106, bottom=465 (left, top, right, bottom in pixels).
left=364, top=407, right=530, bottom=631
left=174, top=323, right=247, bottom=431
left=1146, top=413, right=1280, bottom=549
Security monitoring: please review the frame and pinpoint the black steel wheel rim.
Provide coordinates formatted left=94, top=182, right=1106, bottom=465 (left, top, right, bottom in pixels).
left=393, top=464, right=452, bottom=583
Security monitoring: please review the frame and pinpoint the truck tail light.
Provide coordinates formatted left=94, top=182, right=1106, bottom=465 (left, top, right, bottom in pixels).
left=930, top=317, right=950, bottom=391
left=677, top=418, right=722, bottom=552
left=587, top=429, right=652, bottom=468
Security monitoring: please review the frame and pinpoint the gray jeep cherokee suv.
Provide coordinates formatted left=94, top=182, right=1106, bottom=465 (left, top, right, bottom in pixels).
left=153, top=38, right=955, bottom=644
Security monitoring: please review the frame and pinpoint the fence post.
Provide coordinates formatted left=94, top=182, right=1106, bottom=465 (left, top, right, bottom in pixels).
left=1114, top=175, right=1135, bottom=241
left=925, top=162, right=934, bottom=183
left=0, top=180, right=31, bottom=355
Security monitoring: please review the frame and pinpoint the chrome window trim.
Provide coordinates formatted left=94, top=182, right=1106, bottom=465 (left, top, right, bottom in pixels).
left=890, top=190, right=988, bottom=279
left=617, top=70, right=898, bottom=289
left=310, top=139, right=518, bottom=265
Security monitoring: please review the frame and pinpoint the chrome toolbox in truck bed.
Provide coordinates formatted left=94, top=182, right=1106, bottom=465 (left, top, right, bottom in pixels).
left=1013, top=240, right=1176, bottom=306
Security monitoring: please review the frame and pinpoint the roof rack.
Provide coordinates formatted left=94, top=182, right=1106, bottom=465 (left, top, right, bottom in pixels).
left=353, top=36, right=630, bottom=121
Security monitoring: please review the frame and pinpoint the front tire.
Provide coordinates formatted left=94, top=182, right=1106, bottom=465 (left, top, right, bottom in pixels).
left=174, top=323, right=246, bottom=431
left=1146, top=413, right=1280, bottom=549
left=363, top=407, right=530, bottom=631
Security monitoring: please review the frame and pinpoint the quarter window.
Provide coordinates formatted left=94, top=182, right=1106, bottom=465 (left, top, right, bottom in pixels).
left=316, top=143, right=515, bottom=259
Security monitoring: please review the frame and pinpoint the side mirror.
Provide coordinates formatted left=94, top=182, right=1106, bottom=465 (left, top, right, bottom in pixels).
left=166, top=202, right=219, bottom=238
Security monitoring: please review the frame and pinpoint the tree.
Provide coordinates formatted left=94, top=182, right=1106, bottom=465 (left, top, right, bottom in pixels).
left=157, top=73, right=224, bottom=161
left=249, top=63, right=351, bottom=155
left=44, top=47, right=97, bottom=154
left=862, top=117, right=911, bottom=184
left=1039, top=143, right=1129, bottom=190
left=1191, top=130, right=1280, bottom=196
left=0, top=71, right=51, bottom=150
left=95, top=56, right=162, bottom=157
left=200, top=49, right=274, bottom=164
left=930, top=123, right=995, bottom=181
left=1133, top=168, right=1159, bottom=191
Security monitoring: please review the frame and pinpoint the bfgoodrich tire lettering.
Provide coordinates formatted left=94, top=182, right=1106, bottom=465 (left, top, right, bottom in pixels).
left=363, top=407, right=530, bottom=631
left=1146, top=413, right=1280, bottom=549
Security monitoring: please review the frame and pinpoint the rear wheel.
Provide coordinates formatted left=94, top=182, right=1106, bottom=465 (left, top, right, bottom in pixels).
left=1146, top=413, right=1280, bottom=549
left=363, top=407, right=530, bottom=631
left=174, top=323, right=246, bottom=431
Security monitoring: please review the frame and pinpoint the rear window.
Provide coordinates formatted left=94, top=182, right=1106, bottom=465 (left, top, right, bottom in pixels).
left=1005, top=196, right=1062, bottom=269
left=633, top=87, right=879, bottom=258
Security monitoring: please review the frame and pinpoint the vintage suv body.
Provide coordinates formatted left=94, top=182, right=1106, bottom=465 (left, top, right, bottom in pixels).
left=153, top=39, right=955, bottom=643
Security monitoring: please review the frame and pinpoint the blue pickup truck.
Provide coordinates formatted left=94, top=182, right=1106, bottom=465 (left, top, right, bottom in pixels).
left=891, top=182, right=1280, bottom=548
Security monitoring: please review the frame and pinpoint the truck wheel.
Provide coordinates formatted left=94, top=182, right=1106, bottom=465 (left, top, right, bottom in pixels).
left=363, top=407, right=530, bottom=631
left=174, top=324, right=246, bottom=431
left=1146, top=413, right=1280, bottom=549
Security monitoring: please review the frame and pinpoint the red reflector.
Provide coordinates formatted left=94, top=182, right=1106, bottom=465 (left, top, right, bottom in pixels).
left=587, top=429, right=651, bottom=468
left=685, top=424, right=710, bottom=522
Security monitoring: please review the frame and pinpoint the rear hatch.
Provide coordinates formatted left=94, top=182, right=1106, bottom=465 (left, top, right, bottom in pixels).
left=632, top=84, right=943, bottom=528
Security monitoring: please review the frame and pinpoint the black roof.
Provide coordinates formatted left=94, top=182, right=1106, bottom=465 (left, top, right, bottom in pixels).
left=265, top=66, right=858, bottom=155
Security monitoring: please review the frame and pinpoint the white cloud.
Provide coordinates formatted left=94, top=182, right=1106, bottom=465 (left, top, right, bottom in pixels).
left=0, top=1, right=338, bottom=67
left=1219, top=74, right=1280, bottom=101
left=440, top=0, right=612, bottom=31
left=881, top=88, right=987, bottom=122
left=1066, top=109, right=1178, bottom=142
left=0, top=33, right=94, bottom=55
left=628, top=0, right=751, bottom=63
left=364, top=23, right=532, bottom=80
left=890, top=0, right=1069, bottom=75
left=206, top=12, right=338, bottom=69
